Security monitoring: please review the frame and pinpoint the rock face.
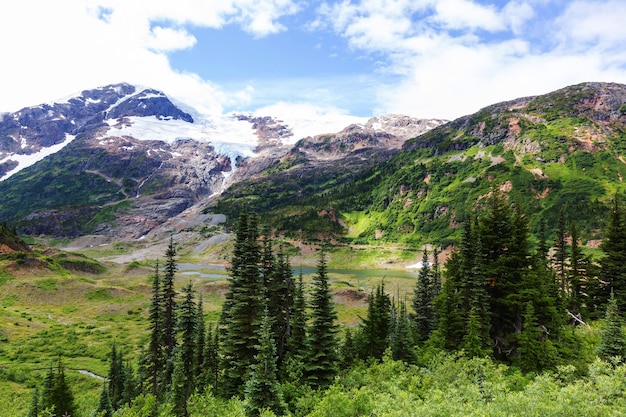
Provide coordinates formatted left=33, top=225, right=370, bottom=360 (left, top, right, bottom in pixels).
left=0, top=83, right=444, bottom=238
left=294, top=115, right=446, bottom=161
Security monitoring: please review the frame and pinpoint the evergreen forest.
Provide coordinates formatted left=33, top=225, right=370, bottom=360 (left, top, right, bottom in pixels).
left=7, top=191, right=626, bottom=417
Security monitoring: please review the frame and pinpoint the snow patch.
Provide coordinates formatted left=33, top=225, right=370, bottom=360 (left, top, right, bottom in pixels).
left=406, top=261, right=432, bottom=269
left=0, top=133, right=77, bottom=181
left=105, top=114, right=258, bottom=169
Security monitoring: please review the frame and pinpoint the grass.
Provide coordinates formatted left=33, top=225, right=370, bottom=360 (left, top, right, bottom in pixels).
left=0, top=241, right=423, bottom=416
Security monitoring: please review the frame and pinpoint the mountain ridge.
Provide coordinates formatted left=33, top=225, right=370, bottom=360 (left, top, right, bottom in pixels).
left=209, top=82, right=626, bottom=247
left=0, top=83, right=445, bottom=238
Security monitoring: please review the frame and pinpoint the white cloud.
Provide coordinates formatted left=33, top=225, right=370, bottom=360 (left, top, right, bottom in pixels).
left=0, top=0, right=299, bottom=113
left=253, top=101, right=368, bottom=140
left=431, top=0, right=504, bottom=31
left=315, top=0, right=626, bottom=119
left=146, top=26, right=197, bottom=52
left=556, top=0, right=626, bottom=49
left=1, top=0, right=625, bottom=123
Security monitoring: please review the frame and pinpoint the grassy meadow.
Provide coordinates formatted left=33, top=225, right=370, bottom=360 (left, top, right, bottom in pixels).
left=0, top=238, right=422, bottom=416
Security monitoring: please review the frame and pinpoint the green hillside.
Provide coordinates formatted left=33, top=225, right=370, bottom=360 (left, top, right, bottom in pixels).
left=212, top=82, right=626, bottom=247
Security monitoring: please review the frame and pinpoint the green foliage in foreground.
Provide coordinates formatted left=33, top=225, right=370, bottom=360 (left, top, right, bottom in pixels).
left=115, top=353, right=626, bottom=417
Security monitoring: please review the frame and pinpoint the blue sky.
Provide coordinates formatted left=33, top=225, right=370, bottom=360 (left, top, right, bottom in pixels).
left=1, top=0, right=625, bottom=120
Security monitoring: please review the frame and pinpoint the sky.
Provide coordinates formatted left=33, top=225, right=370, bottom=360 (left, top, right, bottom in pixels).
left=1, top=0, right=625, bottom=121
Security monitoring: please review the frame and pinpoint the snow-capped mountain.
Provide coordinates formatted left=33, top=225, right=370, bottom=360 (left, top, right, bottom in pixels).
left=0, top=83, right=445, bottom=238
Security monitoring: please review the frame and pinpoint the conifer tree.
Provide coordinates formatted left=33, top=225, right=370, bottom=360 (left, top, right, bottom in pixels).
left=597, top=292, right=626, bottom=363
left=506, top=202, right=533, bottom=328
left=536, top=218, right=549, bottom=266
left=467, top=248, right=491, bottom=351
left=412, top=249, right=435, bottom=342
left=170, top=350, right=188, bottom=417
left=94, top=383, right=114, bottom=417
left=162, top=237, right=179, bottom=386
left=360, top=282, right=392, bottom=359
left=438, top=218, right=490, bottom=351
left=289, top=272, right=307, bottom=357
left=569, top=221, right=583, bottom=313
left=436, top=248, right=466, bottom=350
left=267, top=245, right=294, bottom=368
left=481, top=191, right=515, bottom=342
left=146, top=260, right=163, bottom=397
left=41, top=357, right=76, bottom=417
left=552, top=210, right=569, bottom=296
left=26, top=386, right=39, bottom=417
left=340, top=327, right=356, bottom=368
left=515, top=302, right=543, bottom=372
left=177, top=282, right=198, bottom=401
left=462, top=305, right=489, bottom=358
left=41, top=362, right=56, bottom=413
left=194, top=294, right=206, bottom=382
left=305, top=245, right=339, bottom=390
left=391, top=300, right=416, bottom=363
left=260, top=231, right=275, bottom=289
left=244, top=308, right=286, bottom=417
left=121, top=361, right=136, bottom=408
left=220, top=208, right=265, bottom=397
left=202, top=322, right=220, bottom=391
left=107, top=342, right=125, bottom=409
left=431, top=247, right=442, bottom=310
left=599, top=197, right=626, bottom=312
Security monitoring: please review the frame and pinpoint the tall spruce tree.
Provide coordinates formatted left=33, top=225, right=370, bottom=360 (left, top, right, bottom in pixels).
left=244, top=308, right=286, bottom=417
left=177, top=282, right=198, bottom=402
left=288, top=272, right=307, bottom=358
left=202, top=323, right=220, bottom=391
left=536, top=218, right=549, bottom=266
left=194, top=295, right=206, bottom=383
left=391, top=300, right=416, bottom=363
left=360, top=282, right=392, bottom=359
left=170, top=350, right=188, bottom=417
left=41, top=362, right=56, bottom=415
left=340, top=327, right=356, bottom=368
left=162, top=237, right=179, bottom=388
left=462, top=305, right=490, bottom=358
left=569, top=221, right=583, bottom=313
left=220, top=208, right=265, bottom=397
left=552, top=210, right=569, bottom=297
left=94, top=383, right=114, bottom=417
left=412, top=249, right=436, bottom=342
left=146, top=260, right=163, bottom=397
left=26, top=387, right=39, bottom=417
left=431, top=247, right=442, bottom=310
left=599, top=197, right=626, bottom=312
left=107, top=342, right=125, bottom=410
left=597, top=292, right=626, bottom=363
left=438, top=218, right=490, bottom=352
left=436, top=247, right=466, bottom=350
left=481, top=190, right=515, bottom=343
left=267, top=245, right=294, bottom=368
left=305, top=245, right=339, bottom=390
left=41, top=357, right=76, bottom=417
left=121, top=361, right=136, bottom=408
left=515, top=302, right=543, bottom=372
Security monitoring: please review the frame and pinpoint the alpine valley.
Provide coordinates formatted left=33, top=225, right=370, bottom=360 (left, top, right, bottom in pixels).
left=2, top=82, right=626, bottom=417
left=1, top=81, right=625, bottom=251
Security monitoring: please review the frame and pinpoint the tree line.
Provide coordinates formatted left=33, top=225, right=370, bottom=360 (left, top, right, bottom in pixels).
left=26, top=192, right=626, bottom=416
